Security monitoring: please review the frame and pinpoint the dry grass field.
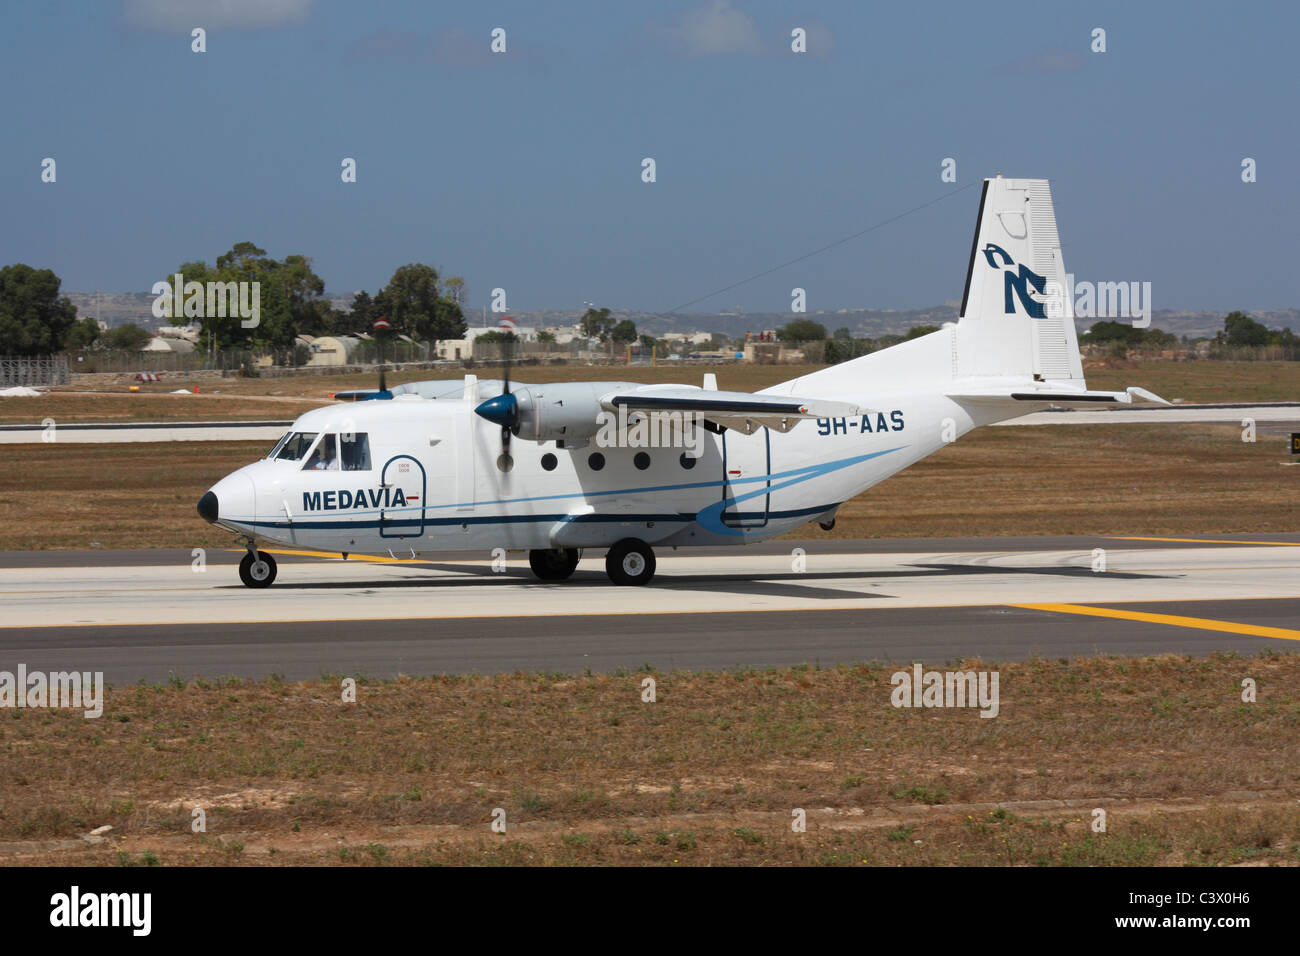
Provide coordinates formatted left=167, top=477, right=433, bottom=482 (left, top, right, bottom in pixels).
left=0, top=392, right=320, bottom=425
left=2, top=656, right=1297, bottom=866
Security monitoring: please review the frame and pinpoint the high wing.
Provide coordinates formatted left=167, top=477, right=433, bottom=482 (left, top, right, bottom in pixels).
left=600, top=385, right=863, bottom=434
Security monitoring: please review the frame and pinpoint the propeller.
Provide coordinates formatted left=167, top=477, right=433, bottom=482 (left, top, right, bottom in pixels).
left=472, top=323, right=518, bottom=467
left=361, top=317, right=394, bottom=400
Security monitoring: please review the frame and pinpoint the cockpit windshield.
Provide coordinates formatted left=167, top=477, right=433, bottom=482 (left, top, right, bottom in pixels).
left=267, top=432, right=291, bottom=459
left=303, top=433, right=338, bottom=471
left=274, top=432, right=319, bottom=461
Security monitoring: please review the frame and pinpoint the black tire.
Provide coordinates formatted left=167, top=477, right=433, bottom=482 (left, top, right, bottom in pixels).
left=239, top=550, right=277, bottom=588
left=605, top=539, right=655, bottom=586
left=529, top=548, right=580, bottom=581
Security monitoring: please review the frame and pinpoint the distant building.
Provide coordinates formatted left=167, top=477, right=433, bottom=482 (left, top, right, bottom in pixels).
left=141, top=336, right=195, bottom=354
left=436, top=339, right=472, bottom=360
left=156, top=324, right=200, bottom=342
left=298, top=335, right=362, bottom=366
left=663, top=331, right=714, bottom=346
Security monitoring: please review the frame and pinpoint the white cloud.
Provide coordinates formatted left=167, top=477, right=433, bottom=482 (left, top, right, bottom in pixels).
left=124, top=0, right=314, bottom=31
left=680, top=0, right=764, bottom=56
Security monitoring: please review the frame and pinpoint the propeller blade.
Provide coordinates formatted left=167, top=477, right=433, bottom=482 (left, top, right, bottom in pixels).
left=364, top=364, right=393, bottom=401
left=502, top=333, right=512, bottom=396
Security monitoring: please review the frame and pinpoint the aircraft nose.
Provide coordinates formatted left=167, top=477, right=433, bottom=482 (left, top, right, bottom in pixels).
left=197, top=491, right=219, bottom=524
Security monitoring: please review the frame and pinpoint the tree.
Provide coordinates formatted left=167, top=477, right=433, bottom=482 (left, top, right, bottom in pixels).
left=278, top=254, right=327, bottom=338
left=443, top=276, right=467, bottom=306
left=1085, top=320, right=1141, bottom=344
left=216, top=241, right=275, bottom=277
left=377, top=263, right=466, bottom=341
left=165, top=243, right=329, bottom=352
left=104, top=322, right=152, bottom=350
left=65, top=317, right=101, bottom=350
left=905, top=324, right=941, bottom=340
left=338, top=290, right=376, bottom=336
left=580, top=307, right=614, bottom=342
left=1220, top=311, right=1270, bottom=348
left=427, top=297, right=467, bottom=341
left=833, top=327, right=852, bottom=340
left=777, top=319, right=827, bottom=343
left=611, top=319, right=638, bottom=344
left=0, top=264, right=78, bottom=355
left=536, top=330, right=556, bottom=344
left=474, top=330, right=515, bottom=344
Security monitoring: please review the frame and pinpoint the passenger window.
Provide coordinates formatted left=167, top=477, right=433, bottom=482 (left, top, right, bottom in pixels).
left=340, top=433, right=371, bottom=471
left=275, top=432, right=318, bottom=461
left=303, top=434, right=339, bottom=471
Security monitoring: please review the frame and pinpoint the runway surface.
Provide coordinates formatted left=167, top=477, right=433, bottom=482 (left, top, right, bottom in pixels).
left=1, top=535, right=1296, bottom=681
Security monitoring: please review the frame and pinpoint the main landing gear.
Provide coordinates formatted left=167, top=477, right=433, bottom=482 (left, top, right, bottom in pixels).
left=239, top=547, right=278, bottom=588
left=527, top=540, right=657, bottom=585
left=528, top=547, right=581, bottom=581
left=604, top=538, right=656, bottom=586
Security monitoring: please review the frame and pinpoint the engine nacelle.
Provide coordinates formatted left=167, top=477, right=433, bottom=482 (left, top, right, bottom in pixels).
left=476, top=381, right=638, bottom=443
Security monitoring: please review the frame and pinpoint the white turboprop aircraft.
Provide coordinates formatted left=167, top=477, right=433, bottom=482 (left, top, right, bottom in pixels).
left=198, top=176, right=1166, bottom=588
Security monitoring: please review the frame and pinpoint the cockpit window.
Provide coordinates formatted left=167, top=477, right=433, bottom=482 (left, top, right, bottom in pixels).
left=267, top=432, right=291, bottom=459
left=340, top=433, right=371, bottom=471
left=303, top=433, right=339, bottom=471
left=275, top=432, right=318, bottom=461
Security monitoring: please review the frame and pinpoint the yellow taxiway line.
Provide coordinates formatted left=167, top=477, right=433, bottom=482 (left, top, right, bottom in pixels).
left=247, top=548, right=427, bottom=565
left=1014, top=602, right=1300, bottom=642
left=1106, top=536, right=1300, bottom=547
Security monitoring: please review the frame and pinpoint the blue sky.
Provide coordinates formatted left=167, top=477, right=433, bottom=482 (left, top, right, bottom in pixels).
left=1, top=0, right=1295, bottom=314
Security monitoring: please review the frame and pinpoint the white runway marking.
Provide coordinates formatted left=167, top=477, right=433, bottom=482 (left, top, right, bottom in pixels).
left=3, top=546, right=1296, bottom=628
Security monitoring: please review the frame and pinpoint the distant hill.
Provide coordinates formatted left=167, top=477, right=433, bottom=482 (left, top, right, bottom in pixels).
left=64, top=292, right=158, bottom=328
left=65, top=292, right=1298, bottom=342
left=456, top=306, right=1300, bottom=342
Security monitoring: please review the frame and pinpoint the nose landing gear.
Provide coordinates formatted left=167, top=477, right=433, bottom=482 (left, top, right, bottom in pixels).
left=239, top=547, right=278, bottom=588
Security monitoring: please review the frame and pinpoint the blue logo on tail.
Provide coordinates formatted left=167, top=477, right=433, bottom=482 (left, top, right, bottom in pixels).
left=983, top=243, right=1047, bottom=318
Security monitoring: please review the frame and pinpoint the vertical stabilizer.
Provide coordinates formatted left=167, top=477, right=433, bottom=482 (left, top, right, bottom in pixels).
left=955, top=176, right=1083, bottom=383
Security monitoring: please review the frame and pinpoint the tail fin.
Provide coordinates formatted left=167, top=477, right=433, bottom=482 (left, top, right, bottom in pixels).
left=769, top=175, right=1166, bottom=408
left=955, top=176, right=1082, bottom=383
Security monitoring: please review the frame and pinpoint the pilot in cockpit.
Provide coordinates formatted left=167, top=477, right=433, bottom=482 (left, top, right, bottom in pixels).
left=305, top=434, right=338, bottom=470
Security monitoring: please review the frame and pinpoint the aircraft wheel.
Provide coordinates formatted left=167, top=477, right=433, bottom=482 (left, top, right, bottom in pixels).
left=605, top=539, right=655, bottom=586
left=239, top=550, right=277, bottom=588
left=529, top=548, right=580, bottom=581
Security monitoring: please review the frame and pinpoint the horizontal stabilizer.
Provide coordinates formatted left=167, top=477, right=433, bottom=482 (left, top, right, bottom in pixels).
left=948, top=385, right=1171, bottom=407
